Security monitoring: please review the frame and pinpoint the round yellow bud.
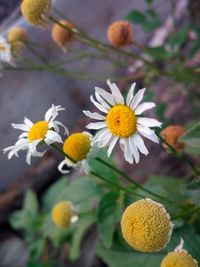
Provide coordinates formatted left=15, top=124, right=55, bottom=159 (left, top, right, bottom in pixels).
left=161, top=125, right=186, bottom=151
left=121, top=198, right=173, bottom=253
left=7, top=27, right=28, bottom=44
left=51, top=20, right=75, bottom=48
left=160, top=251, right=198, bottom=267
left=21, top=0, right=51, bottom=27
left=52, top=201, right=72, bottom=228
left=63, top=132, right=91, bottom=162
left=7, top=27, right=28, bottom=55
left=107, top=21, right=133, bottom=47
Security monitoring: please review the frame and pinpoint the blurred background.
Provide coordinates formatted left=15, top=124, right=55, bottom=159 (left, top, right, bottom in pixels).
left=0, top=0, right=200, bottom=267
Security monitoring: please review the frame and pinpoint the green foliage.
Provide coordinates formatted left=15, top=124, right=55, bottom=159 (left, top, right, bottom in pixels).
left=180, top=122, right=200, bottom=148
left=97, top=191, right=125, bottom=248
left=125, top=9, right=161, bottom=31
left=97, top=224, right=200, bottom=267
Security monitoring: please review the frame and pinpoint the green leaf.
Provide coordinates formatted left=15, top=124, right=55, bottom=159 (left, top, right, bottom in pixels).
left=97, top=224, right=200, bottom=267
left=24, top=190, right=39, bottom=217
left=168, top=25, right=189, bottom=49
left=97, top=191, right=124, bottom=248
left=146, top=46, right=172, bottom=60
left=69, top=214, right=96, bottom=260
left=43, top=176, right=102, bottom=211
left=89, top=149, right=120, bottom=185
left=180, top=123, right=200, bottom=148
left=181, top=180, right=200, bottom=206
left=125, top=10, right=161, bottom=31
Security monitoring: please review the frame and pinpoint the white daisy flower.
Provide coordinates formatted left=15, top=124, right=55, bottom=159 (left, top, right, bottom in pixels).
left=58, top=131, right=95, bottom=174
left=3, top=104, right=68, bottom=165
left=83, top=80, right=162, bottom=164
left=0, top=36, right=11, bottom=63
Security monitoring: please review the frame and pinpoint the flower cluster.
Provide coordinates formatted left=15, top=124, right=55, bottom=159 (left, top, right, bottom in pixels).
left=3, top=80, right=161, bottom=171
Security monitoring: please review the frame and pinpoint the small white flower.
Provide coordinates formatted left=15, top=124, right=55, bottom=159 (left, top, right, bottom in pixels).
left=0, top=36, right=11, bottom=63
left=58, top=131, right=95, bottom=174
left=83, top=80, right=162, bottom=164
left=3, top=104, right=68, bottom=165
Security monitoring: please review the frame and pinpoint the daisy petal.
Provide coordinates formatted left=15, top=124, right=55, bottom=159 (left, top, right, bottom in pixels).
left=86, top=121, right=107, bottom=130
left=129, top=136, right=140, bottom=164
left=130, top=88, right=146, bottom=110
left=45, top=104, right=65, bottom=122
left=138, top=126, right=159, bottom=143
left=107, top=79, right=124, bottom=104
left=90, top=95, right=108, bottom=113
left=98, top=130, right=112, bottom=147
left=95, top=91, right=111, bottom=109
left=81, top=160, right=90, bottom=174
left=124, top=138, right=133, bottom=164
left=83, top=110, right=106, bottom=120
left=24, top=117, right=33, bottom=127
left=45, top=130, right=63, bottom=145
left=107, top=136, right=118, bottom=157
left=137, top=117, right=162, bottom=128
left=134, top=133, right=149, bottom=156
left=95, top=87, right=115, bottom=106
left=49, top=121, right=69, bottom=135
left=58, top=160, right=70, bottom=174
left=11, top=123, right=30, bottom=132
left=126, top=82, right=136, bottom=106
left=135, top=102, right=156, bottom=115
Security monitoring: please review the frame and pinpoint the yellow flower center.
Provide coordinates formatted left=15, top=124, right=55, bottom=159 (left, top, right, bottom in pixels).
left=106, top=105, right=137, bottom=137
left=161, top=251, right=198, bottom=267
left=63, top=133, right=91, bottom=162
left=52, top=201, right=72, bottom=228
left=28, top=121, right=48, bottom=142
left=121, top=199, right=172, bottom=253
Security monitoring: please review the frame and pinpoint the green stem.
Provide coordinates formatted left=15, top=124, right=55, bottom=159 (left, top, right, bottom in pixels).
left=48, top=16, right=154, bottom=66
left=90, top=171, right=144, bottom=198
left=51, top=144, right=144, bottom=198
left=157, top=131, right=200, bottom=177
left=95, top=157, right=171, bottom=203
left=26, top=44, right=48, bottom=63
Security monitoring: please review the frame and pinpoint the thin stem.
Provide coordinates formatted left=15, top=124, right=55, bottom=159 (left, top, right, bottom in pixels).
left=95, top=157, right=171, bottom=203
left=26, top=44, right=48, bottom=63
left=157, top=131, right=200, bottom=177
left=51, top=144, right=144, bottom=198
left=51, top=143, right=76, bottom=163
left=48, top=16, right=154, bottom=66
left=90, top=171, right=144, bottom=198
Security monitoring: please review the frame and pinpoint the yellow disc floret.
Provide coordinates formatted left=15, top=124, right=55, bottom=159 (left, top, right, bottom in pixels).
left=7, top=27, right=28, bottom=44
left=121, top=198, right=173, bottom=253
left=28, top=121, right=49, bottom=142
left=51, top=19, right=75, bottom=48
left=21, top=0, right=51, bottom=27
left=52, top=201, right=72, bottom=228
left=63, top=133, right=91, bottom=162
left=160, top=251, right=198, bottom=267
left=106, top=105, right=137, bottom=137
left=7, top=27, right=28, bottom=55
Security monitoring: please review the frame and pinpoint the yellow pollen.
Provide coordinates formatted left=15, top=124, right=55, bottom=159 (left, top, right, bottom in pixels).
left=63, top=133, right=91, bottom=162
left=52, top=201, right=72, bottom=228
left=161, top=251, right=198, bottom=267
left=28, top=121, right=48, bottom=142
left=121, top=199, right=172, bottom=253
left=106, top=105, right=137, bottom=137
